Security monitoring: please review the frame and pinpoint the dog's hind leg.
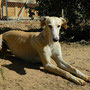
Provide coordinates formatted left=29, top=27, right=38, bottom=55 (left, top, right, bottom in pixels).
left=0, top=41, right=7, bottom=57
left=0, top=40, right=13, bottom=58
left=0, top=35, right=10, bottom=58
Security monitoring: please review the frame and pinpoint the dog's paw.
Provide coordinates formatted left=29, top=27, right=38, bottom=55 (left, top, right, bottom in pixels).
left=85, top=76, right=90, bottom=82
left=76, top=78, right=86, bottom=85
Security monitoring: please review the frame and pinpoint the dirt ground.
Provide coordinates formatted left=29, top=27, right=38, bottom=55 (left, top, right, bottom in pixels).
left=0, top=21, right=90, bottom=90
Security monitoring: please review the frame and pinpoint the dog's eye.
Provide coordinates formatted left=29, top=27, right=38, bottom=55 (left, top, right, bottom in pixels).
left=57, top=25, right=60, bottom=28
left=48, top=25, right=52, bottom=28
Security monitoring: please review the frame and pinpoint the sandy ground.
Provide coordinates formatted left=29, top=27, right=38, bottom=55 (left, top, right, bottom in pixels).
left=0, top=43, right=90, bottom=90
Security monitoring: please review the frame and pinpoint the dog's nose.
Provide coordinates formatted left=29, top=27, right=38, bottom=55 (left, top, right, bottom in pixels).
left=53, top=38, right=59, bottom=42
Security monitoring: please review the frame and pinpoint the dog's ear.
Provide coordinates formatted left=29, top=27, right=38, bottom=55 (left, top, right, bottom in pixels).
left=40, top=16, right=49, bottom=28
left=60, top=17, right=67, bottom=29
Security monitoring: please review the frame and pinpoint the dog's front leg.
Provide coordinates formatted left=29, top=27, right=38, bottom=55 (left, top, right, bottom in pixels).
left=38, top=47, right=86, bottom=85
left=53, top=43, right=90, bottom=82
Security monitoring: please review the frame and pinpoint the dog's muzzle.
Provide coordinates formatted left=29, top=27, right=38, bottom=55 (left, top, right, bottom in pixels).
left=53, top=38, right=59, bottom=42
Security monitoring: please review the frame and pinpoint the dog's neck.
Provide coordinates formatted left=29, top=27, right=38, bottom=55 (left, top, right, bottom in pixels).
left=40, top=27, right=54, bottom=45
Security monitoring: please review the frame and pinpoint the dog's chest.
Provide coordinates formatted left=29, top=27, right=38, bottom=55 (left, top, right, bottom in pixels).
left=49, top=42, right=59, bottom=56
left=48, top=43, right=56, bottom=56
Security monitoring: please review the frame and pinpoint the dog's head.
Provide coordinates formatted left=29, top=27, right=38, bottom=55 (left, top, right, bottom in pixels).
left=41, top=16, right=67, bottom=42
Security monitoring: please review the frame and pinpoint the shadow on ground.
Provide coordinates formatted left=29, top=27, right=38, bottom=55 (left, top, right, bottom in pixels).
left=0, top=53, right=43, bottom=75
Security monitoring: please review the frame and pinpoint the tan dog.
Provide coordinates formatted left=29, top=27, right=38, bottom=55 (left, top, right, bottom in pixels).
left=1, top=16, right=90, bottom=85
